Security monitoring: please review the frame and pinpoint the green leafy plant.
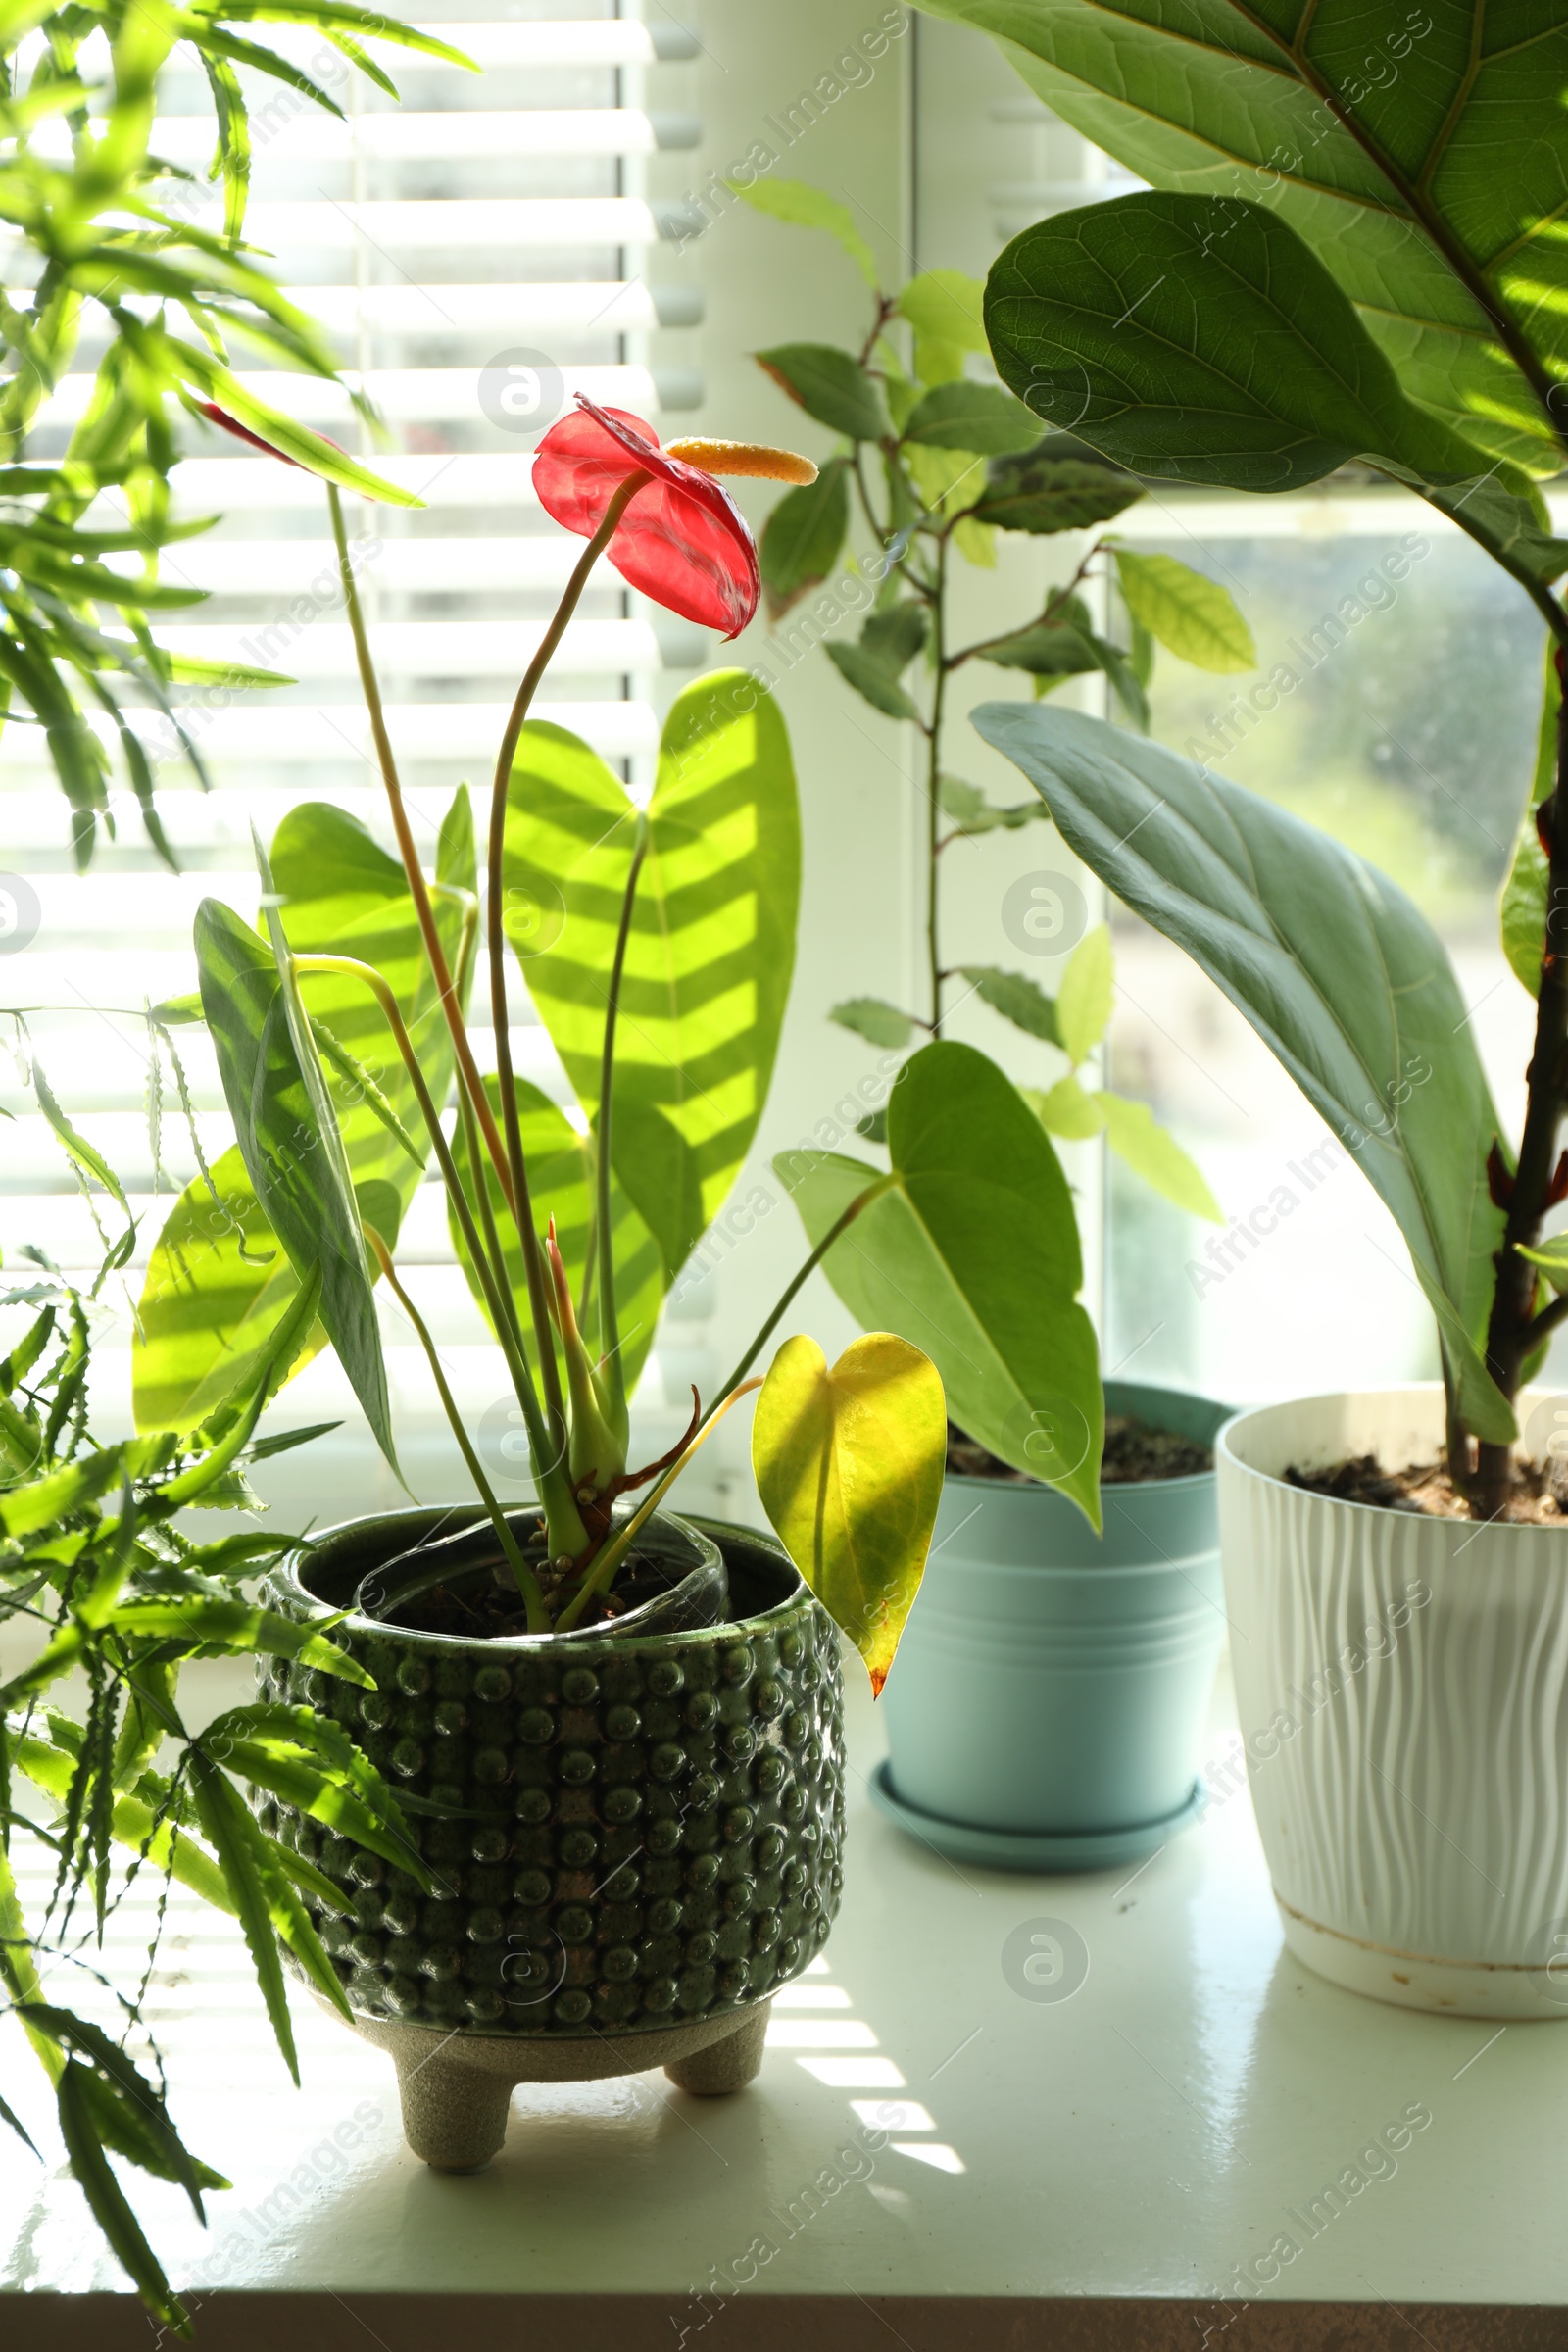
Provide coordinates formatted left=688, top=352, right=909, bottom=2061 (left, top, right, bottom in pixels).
left=121, top=393, right=952, bottom=1682
left=927, top=0, right=1568, bottom=1515
left=731, top=179, right=1232, bottom=1503
left=0, top=1177, right=419, bottom=2331
left=0, top=0, right=466, bottom=863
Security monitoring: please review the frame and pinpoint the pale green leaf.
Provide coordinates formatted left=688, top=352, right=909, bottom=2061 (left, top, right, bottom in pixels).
left=1056, top=923, right=1113, bottom=1065
left=1099, top=1093, right=1222, bottom=1220
left=728, top=176, right=878, bottom=288
left=1111, top=548, right=1255, bottom=674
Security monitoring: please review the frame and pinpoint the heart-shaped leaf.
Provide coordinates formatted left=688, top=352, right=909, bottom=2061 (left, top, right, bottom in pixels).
left=502, top=678, right=801, bottom=1281
left=776, top=1040, right=1103, bottom=1524
left=973, top=698, right=1512, bottom=1440
left=752, top=1333, right=946, bottom=1695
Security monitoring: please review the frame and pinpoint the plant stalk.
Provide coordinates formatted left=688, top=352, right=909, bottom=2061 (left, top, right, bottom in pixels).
left=926, top=533, right=950, bottom=1036
left=364, top=1229, right=550, bottom=1630
left=485, top=470, right=649, bottom=1491
left=708, top=1176, right=894, bottom=1414
left=292, top=954, right=585, bottom=1555
left=325, top=485, right=517, bottom=1225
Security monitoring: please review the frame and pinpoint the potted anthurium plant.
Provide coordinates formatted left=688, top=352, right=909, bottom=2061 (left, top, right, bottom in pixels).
left=730, top=178, right=1239, bottom=1867
left=125, top=391, right=972, bottom=2174
left=918, top=0, right=1568, bottom=2007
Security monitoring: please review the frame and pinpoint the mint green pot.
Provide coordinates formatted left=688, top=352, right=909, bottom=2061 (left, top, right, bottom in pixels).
left=876, top=1381, right=1229, bottom=1869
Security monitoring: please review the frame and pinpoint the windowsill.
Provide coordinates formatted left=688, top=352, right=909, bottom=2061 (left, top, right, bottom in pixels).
left=5, top=1657, right=1563, bottom=2345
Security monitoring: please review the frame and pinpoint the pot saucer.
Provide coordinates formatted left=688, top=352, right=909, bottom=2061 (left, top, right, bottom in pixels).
left=867, top=1760, right=1205, bottom=1873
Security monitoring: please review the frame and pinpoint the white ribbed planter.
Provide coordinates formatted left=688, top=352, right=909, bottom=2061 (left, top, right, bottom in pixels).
left=1219, top=1387, right=1568, bottom=2020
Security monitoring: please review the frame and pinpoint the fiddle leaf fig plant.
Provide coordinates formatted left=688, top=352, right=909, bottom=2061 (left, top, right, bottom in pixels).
left=732, top=181, right=1231, bottom=1505
left=933, top=0, right=1568, bottom=1516
left=134, top=397, right=954, bottom=1662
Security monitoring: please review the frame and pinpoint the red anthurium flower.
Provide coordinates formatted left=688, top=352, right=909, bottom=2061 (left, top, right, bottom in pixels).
left=533, top=397, right=815, bottom=638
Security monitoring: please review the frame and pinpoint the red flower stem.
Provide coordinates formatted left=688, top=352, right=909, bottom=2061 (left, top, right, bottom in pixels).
left=486, top=469, right=650, bottom=1472
left=325, top=484, right=517, bottom=1228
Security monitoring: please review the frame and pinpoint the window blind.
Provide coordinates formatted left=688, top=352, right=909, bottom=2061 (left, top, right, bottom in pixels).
left=1, top=2, right=711, bottom=1499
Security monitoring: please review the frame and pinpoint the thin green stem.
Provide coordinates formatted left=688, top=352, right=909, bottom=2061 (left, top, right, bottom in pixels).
left=365, top=1230, right=550, bottom=1631
left=708, top=1176, right=895, bottom=1416
left=552, top=1380, right=763, bottom=1635
left=927, top=533, right=949, bottom=1037
left=325, top=482, right=520, bottom=1228
left=594, top=818, right=649, bottom=1428
left=292, top=954, right=584, bottom=1554
left=485, top=470, right=650, bottom=1487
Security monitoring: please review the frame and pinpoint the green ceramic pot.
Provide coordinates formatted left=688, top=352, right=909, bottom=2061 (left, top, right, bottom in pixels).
left=256, top=1506, right=846, bottom=2038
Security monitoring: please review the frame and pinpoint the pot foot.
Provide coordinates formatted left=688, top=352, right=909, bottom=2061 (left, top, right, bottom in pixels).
left=393, top=2048, right=514, bottom=2173
left=664, top=2000, right=770, bottom=2094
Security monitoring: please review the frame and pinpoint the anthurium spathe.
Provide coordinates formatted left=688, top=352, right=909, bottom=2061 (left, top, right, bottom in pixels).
left=532, top=395, right=816, bottom=636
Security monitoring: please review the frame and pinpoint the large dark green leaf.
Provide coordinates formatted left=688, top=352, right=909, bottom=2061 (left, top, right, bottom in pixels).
left=983, top=194, right=1568, bottom=597
left=917, top=0, right=1568, bottom=475
left=503, top=679, right=801, bottom=1281
left=776, top=1040, right=1103, bottom=1523
left=973, top=699, right=1511, bottom=1440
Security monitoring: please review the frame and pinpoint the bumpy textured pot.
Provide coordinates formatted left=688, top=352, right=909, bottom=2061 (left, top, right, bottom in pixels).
left=1220, top=1387, right=1568, bottom=2020
left=256, top=1507, right=846, bottom=2164
left=874, top=1380, right=1229, bottom=1869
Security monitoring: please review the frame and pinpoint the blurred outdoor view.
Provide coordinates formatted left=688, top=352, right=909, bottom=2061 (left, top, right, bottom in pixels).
left=1104, top=517, right=1550, bottom=1408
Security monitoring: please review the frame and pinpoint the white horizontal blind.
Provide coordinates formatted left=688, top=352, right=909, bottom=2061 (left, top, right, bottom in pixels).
left=1, top=2, right=714, bottom=1497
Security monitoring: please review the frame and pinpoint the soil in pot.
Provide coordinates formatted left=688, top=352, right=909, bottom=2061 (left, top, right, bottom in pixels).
left=354, top=1507, right=729, bottom=1639
left=1286, top=1451, right=1567, bottom=1525
left=946, top=1413, right=1213, bottom=1486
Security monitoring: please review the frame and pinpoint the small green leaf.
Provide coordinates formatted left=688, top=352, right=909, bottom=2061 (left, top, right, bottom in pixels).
left=760, top=458, right=851, bottom=622
left=896, top=270, right=986, bottom=386
left=939, top=778, right=1048, bottom=836
left=971, top=445, right=1143, bottom=536
left=105, top=1598, right=372, bottom=1686
left=28, top=1050, right=129, bottom=1215
left=979, top=609, right=1099, bottom=679
left=1056, top=924, right=1113, bottom=1066
left=824, top=639, right=922, bottom=722
left=756, top=344, right=890, bottom=442
left=1025, top=1073, right=1104, bottom=1141
left=901, top=381, right=1039, bottom=456
left=753, top=1333, right=946, bottom=1696
left=957, top=966, right=1060, bottom=1047
left=186, top=1755, right=299, bottom=2083
left=829, top=998, right=916, bottom=1049
left=728, top=176, right=879, bottom=288
left=1111, top=548, right=1255, bottom=674
left=54, top=2063, right=184, bottom=2328
left=861, top=602, right=929, bottom=675
left=1099, top=1095, right=1222, bottom=1219
left=1500, top=647, right=1559, bottom=993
